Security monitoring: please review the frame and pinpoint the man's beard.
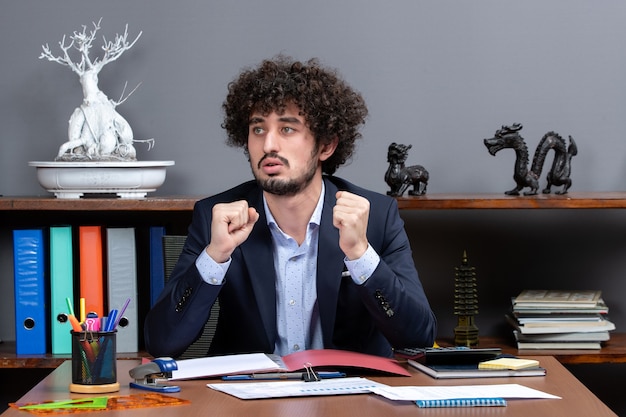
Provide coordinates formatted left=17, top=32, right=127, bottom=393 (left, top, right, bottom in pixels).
left=253, top=152, right=318, bottom=196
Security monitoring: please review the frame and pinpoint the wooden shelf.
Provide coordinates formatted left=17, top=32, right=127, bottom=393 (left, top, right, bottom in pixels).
left=0, top=342, right=149, bottom=368
left=3, top=334, right=625, bottom=368
left=396, top=192, right=626, bottom=210
left=436, top=333, right=626, bottom=365
left=0, top=196, right=201, bottom=211
left=3, top=192, right=626, bottom=212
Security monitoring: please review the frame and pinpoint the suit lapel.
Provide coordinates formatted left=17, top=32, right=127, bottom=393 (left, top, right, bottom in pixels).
left=240, top=190, right=278, bottom=348
left=317, top=179, right=347, bottom=345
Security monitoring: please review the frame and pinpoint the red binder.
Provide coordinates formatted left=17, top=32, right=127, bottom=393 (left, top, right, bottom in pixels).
left=79, top=226, right=105, bottom=317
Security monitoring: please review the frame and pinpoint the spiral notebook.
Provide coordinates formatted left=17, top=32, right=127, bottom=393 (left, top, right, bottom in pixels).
left=416, top=397, right=507, bottom=408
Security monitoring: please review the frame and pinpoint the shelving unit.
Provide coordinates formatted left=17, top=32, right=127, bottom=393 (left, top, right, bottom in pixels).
left=1, top=192, right=625, bottom=367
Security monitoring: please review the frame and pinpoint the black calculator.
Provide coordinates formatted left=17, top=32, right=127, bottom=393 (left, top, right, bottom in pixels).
left=394, top=346, right=502, bottom=365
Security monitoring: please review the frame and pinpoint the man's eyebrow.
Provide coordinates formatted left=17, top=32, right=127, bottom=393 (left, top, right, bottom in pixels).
left=278, top=116, right=302, bottom=124
left=248, top=115, right=303, bottom=124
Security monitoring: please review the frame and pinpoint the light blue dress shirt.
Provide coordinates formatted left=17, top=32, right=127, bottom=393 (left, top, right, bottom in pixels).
left=195, top=183, right=380, bottom=355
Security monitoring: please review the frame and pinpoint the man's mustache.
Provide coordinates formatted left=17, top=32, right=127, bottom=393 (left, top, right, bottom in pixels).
left=258, top=153, right=290, bottom=169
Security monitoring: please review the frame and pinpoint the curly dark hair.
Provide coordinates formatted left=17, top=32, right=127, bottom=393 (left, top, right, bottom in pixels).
left=222, top=55, right=368, bottom=175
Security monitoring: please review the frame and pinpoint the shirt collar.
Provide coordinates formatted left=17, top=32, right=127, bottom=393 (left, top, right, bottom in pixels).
left=264, top=180, right=325, bottom=228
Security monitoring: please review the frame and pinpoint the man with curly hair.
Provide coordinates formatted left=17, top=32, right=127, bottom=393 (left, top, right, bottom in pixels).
left=145, top=56, right=436, bottom=359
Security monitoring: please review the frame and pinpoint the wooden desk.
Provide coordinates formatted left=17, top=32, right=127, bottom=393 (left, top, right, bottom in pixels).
left=2, top=356, right=616, bottom=417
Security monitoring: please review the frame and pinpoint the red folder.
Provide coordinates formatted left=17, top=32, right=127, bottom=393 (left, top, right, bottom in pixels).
left=281, top=349, right=411, bottom=376
left=169, top=349, right=411, bottom=380
left=79, top=226, right=104, bottom=317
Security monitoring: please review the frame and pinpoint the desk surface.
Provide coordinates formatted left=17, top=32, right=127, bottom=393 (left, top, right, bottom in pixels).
left=3, top=356, right=617, bottom=417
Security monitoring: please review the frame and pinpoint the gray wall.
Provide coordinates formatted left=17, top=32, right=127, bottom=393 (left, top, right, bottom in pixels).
left=3, top=1, right=626, bottom=196
left=2, top=2, right=626, bottom=339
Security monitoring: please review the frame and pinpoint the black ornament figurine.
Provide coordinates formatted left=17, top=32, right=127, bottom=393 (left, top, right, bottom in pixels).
left=483, top=123, right=577, bottom=196
left=454, top=251, right=479, bottom=346
left=385, top=142, right=429, bottom=197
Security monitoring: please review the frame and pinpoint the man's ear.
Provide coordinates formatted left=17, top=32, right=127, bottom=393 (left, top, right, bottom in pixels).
left=319, top=137, right=339, bottom=161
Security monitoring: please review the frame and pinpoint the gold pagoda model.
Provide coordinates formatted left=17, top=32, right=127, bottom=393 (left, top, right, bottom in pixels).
left=454, top=251, right=479, bottom=346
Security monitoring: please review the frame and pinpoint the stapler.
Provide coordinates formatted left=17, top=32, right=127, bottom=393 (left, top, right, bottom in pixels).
left=129, top=357, right=181, bottom=393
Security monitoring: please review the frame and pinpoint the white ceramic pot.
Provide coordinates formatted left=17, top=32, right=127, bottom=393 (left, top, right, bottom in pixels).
left=29, top=161, right=175, bottom=199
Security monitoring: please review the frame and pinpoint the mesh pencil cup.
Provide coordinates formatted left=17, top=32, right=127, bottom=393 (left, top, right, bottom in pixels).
left=70, top=330, right=120, bottom=393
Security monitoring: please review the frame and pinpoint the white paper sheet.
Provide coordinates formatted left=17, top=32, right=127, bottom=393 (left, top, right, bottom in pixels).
left=208, top=377, right=386, bottom=399
left=370, top=383, right=561, bottom=401
left=171, top=353, right=281, bottom=380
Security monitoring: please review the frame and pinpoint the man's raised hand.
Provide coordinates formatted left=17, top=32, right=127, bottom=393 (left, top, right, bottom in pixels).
left=206, top=200, right=259, bottom=263
left=333, top=191, right=370, bottom=260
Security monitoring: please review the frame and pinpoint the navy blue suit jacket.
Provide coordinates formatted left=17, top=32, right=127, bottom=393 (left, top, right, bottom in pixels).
left=144, top=176, right=436, bottom=358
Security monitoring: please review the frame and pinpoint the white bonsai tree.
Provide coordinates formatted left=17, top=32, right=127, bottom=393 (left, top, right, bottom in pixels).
left=40, top=19, right=153, bottom=161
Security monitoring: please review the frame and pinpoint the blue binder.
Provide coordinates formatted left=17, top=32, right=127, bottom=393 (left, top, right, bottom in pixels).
left=13, top=228, right=47, bottom=354
left=49, top=226, right=74, bottom=354
left=149, top=226, right=166, bottom=307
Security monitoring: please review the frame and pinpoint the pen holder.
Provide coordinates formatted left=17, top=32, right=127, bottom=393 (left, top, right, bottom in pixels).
left=69, top=330, right=120, bottom=394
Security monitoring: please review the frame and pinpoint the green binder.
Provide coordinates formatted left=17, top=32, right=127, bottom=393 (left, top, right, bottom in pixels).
left=50, top=226, right=74, bottom=354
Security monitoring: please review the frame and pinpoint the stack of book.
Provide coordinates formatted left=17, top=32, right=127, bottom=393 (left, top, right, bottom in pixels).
left=506, top=290, right=615, bottom=349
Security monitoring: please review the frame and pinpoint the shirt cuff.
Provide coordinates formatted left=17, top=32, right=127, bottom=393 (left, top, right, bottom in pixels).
left=344, top=244, right=380, bottom=285
left=195, top=248, right=230, bottom=285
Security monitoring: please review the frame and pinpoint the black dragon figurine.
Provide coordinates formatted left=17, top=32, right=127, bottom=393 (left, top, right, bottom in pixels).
left=484, top=123, right=577, bottom=195
left=385, top=142, right=429, bottom=196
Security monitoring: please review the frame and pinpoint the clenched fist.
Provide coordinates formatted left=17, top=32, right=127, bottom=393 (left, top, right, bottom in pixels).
left=205, top=200, right=259, bottom=263
left=333, top=191, right=370, bottom=260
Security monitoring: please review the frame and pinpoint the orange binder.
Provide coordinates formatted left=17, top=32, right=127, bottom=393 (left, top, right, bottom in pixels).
left=79, top=226, right=105, bottom=317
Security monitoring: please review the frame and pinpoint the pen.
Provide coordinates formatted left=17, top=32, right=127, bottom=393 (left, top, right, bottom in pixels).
left=67, top=314, right=85, bottom=333
left=79, top=298, right=86, bottom=323
left=100, top=316, right=108, bottom=331
left=113, top=298, right=131, bottom=330
left=222, top=371, right=346, bottom=381
left=66, top=297, right=75, bottom=318
left=104, top=309, right=118, bottom=332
